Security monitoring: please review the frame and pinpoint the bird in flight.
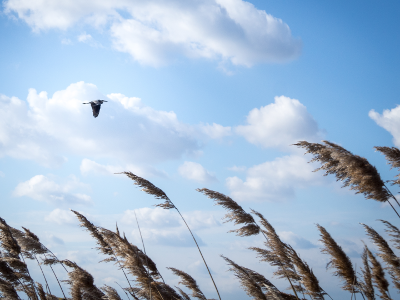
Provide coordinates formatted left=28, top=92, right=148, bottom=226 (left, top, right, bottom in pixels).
left=83, top=100, right=108, bottom=118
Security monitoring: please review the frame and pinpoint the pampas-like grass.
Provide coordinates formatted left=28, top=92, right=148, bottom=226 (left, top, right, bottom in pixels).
left=361, top=223, right=400, bottom=292
left=101, top=285, right=123, bottom=300
left=295, top=141, right=390, bottom=203
left=168, top=267, right=207, bottom=300
left=62, top=259, right=106, bottom=300
left=375, top=146, right=400, bottom=187
left=379, top=219, right=400, bottom=251
left=221, top=255, right=274, bottom=300
left=119, top=171, right=221, bottom=300
left=364, top=246, right=391, bottom=300
left=316, top=224, right=358, bottom=293
left=359, top=246, right=375, bottom=300
left=196, top=188, right=260, bottom=237
left=71, top=210, right=113, bottom=257
left=0, top=278, right=20, bottom=299
left=285, top=245, right=325, bottom=300
left=250, top=210, right=301, bottom=299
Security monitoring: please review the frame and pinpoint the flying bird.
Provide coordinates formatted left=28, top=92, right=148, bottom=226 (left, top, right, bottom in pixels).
left=83, top=100, right=108, bottom=118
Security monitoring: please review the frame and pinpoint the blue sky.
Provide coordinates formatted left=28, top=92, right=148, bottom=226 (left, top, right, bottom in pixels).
left=1, top=0, right=400, bottom=299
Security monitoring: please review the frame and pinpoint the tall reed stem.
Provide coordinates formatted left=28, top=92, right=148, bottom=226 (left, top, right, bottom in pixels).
left=174, top=206, right=222, bottom=300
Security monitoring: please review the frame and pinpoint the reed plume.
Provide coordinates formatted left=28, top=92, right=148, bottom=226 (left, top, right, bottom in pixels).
left=364, top=246, right=391, bottom=300
left=175, top=286, right=191, bottom=300
left=316, top=224, right=358, bottom=293
left=119, top=171, right=221, bottom=300
left=285, top=245, right=325, bottom=300
left=295, top=141, right=390, bottom=203
left=101, top=285, right=123, bottom=300
left=62, top=259, right=106, bottom=300
left=196, top=188, right=259, bottom=237
left=358, top=246, right=375, bottom=300
left=168, top=267, right=207, bottom=300
left=361, top=223, right=400, bottom=291
left=98, top=227, right=177, bottom=300
left=375, top=146, right=400, bottom=186
left=0, top=277, right=20, bottom=299
left=0, top=217, right=39, bottom=300
left=71, top=210, right=113, bottom=257
left=221, top=255, right=274, bottom=300
left=250, top=210, right=301, bottom=298
left=379, top=219, right=400, bottom=251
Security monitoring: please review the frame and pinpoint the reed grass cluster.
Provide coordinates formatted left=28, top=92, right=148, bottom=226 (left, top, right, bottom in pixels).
left=1, top=140, right=400, bottom=299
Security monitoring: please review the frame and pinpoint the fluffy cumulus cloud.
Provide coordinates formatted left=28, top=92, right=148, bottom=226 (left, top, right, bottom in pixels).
left=179, top=161, right=217, bottom=183
left=236, top=96, right=322, bottom=150
left=369, top=106, right=400, bottom=147
left=121, top=207, right=219, bottom=246
left=0, top=82, right=205, bottom=167
left=13, top=175, right=92, bottom=205
left=226, top=154, right=322, bottom=202
left=4, top=0, right=301, bottom=66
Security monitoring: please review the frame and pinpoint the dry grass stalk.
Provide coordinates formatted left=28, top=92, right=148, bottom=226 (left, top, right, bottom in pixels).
left=364, top=246, right=391, bottom=300
left=175, top=286, right=191, bottom=300
left=285, top=245, right=325, bottom=300
left=295, top=141, right=390, bottom=203
left=358, top=246, right=375, bottom=300
left=316, top=224, right=358, bottom=293
left=0, top=218, right=39, bottom=300
left=120, top=171, right=221, bottom=300
left=196, top=188, right=259, bottom=237
left=62, top=259, right=105, bottom=300
left=375, top=146, right=400, bottom=187
left=101, top=285, right=123, bottom=300
left=168, top=267, right=207, bottom=300
left=117, top=171, right=174, bottom=209
left=361, top=223, right=400, bottom=292
left=71, top=210, right=114, bottom=256
left=221, top=255, right=273, bottom=300
left=250, top=210, right=301, bottom=298
left=379, top=219, right=400, bottom=251
left=98, top=227, right=176, bottom=300
left=36, top=282, right=47, bottom=300
left=0, top=277, right=20, bottom=299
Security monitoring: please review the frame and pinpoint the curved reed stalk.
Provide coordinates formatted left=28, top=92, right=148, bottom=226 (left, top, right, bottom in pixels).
left=118, top=171, right=222, bottom=300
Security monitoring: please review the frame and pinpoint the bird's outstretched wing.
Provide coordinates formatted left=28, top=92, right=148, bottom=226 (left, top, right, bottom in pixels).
left=90, top=103, right=101, bottom=118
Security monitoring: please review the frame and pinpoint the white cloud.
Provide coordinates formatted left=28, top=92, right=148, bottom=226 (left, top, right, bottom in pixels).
left=369, top=105, right=400, bottom=147
left=5, top=0, right=301, bottom=67
left=45, top=208, right=77, bottom=225
left=13, top=175, right=92, bottom=206
left=226, top=154, right=322, bottom=202
left=227, top=165, right=246, bottom=172
left=179, top=161, right=217, bottom=183
left=0, top=82, right=200, bottom=167
left=236, top=96, right=322, bottom=150
left=120, top=208, right=219, bottom=246
left=78, top=32, right=92, bottom=42
left=200, top=123, right=232, bottom=139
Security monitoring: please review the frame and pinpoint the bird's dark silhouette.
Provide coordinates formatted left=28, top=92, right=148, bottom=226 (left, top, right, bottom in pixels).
left=83, top=100, right=108, bottom=118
